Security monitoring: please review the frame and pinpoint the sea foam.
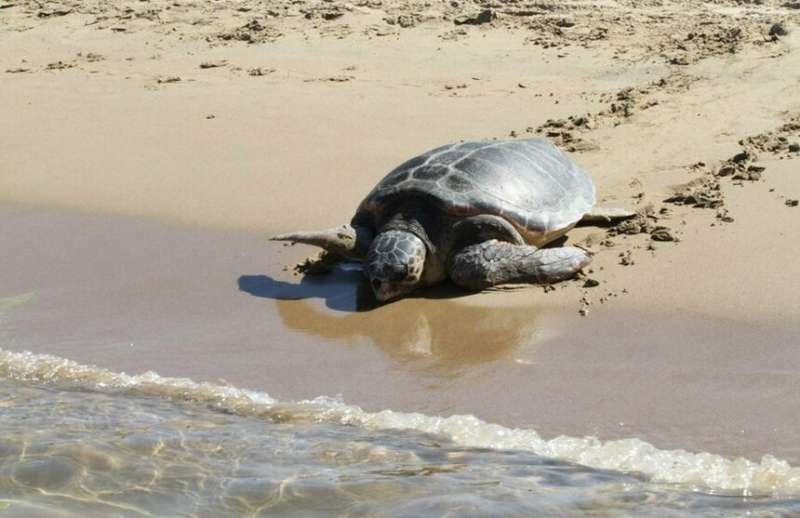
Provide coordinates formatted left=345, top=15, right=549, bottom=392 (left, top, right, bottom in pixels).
left=2, top=347, right=799, bottom=497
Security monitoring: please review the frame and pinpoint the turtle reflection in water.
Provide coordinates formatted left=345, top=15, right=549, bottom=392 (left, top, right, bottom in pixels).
left=275, top=291, right=541, bottom=369
left=274, top=139, right=633, bottom=302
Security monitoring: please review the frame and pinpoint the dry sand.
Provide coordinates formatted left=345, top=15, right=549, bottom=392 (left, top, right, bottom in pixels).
left=2, top=0, right=800, bottom=461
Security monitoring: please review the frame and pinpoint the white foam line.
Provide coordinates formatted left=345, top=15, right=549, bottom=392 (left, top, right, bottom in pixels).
left=0, top=349, right=275, bottom=407
left=2, top=348, right=799, bottom=498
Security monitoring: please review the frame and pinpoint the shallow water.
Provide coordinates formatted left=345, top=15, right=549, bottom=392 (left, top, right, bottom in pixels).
left=2, top=350, right=800, bottom=517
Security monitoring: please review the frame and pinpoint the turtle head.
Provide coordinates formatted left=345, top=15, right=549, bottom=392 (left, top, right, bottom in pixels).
left=366, top=230, right=427, bottom=302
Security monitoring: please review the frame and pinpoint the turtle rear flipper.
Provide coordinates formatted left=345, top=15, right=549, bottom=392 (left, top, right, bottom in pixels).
left=579, top=207, right=636, bottom=224
left=271, top=224, right=373, bottom=259
left=449, top=240, right=590, bottom=291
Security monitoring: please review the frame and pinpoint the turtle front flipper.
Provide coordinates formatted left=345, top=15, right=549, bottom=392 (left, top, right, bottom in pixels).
left=271, top=224, right=373, bottom=259
left=448, top=240, right=590, bottom=291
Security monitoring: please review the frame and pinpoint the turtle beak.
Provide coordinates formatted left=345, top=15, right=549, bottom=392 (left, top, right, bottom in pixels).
left=370, top=278, right=408, bottom=303
left=370, top=279, right=393, bottom=302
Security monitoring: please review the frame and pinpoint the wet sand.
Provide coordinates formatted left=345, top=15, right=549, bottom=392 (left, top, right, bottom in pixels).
left=2, top=203, right=800, bottom=464
left=2, top=0, right=800, bottom=470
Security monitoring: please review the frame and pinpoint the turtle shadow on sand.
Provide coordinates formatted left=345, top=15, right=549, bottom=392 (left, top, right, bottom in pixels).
left=238, top=268, right=543, bottom=372
left=237, top=269, right=373, bottom=313
left=237, top=265, right=469, bottom=313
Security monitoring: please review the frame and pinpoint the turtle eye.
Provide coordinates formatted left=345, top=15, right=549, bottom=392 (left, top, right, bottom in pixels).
left=371, top=279, right=382, bottom=291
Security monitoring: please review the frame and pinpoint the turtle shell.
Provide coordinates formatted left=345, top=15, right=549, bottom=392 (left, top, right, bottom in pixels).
left=353, top=139, right=596, bottom=246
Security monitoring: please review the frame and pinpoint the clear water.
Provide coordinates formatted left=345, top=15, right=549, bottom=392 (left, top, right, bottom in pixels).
left=2, top=349, right=800, bottom=517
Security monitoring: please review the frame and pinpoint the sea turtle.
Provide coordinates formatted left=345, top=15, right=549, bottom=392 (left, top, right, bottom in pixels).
left=273, top=139, right=633, bottom=302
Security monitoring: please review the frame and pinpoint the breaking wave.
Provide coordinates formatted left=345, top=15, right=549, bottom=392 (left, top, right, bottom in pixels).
left=2, top=347, right=799, bottom=498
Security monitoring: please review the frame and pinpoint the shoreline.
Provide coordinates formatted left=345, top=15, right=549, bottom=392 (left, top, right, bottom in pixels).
left=4, top=349, right=800, bottom=498
left=2, top=203, right=799, bottom=464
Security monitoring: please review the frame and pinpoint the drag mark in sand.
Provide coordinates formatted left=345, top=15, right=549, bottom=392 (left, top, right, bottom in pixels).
left=510, top=71, right=696, bottom=152
left=532, top=111, right=800, bottom=315
left=665, top=113, right=800, bottom=218
left=288, top=114, right=800, bottom=315
left=509, top=10, right=794, bottom=149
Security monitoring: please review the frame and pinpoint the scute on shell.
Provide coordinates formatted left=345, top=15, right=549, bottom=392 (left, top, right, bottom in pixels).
left=354, top=139, right=595, bottom=245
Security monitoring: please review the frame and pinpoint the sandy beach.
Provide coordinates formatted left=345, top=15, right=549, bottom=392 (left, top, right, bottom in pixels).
left=2, top=0, right=800, bottom=505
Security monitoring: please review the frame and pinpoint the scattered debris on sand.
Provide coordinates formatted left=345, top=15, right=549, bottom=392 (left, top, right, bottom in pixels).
left=7, top=0, right=790, bottom=60
left=37, top=6, right=71, bottom=18
left=156, top=76, right=181, bottom=84
left=583, top=278, right=600, bottom=288
left=664, top=176, right=723, bottom=210
left=45, top=60, right=75, bottom=71
left=454, top=9, right=495, bottom=26
left=304, top=75, right=355, bottom=83
left=78, top=52, right=105, bottom=62
left=248, top=67, right=276, bottom=77
left=217, top=20, right=282, bottom=44
left=199, top=60, right=228, bottom=69
left=578, top=293, right=591, bottom=316
left=769, top=22, right=789, bottom=38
